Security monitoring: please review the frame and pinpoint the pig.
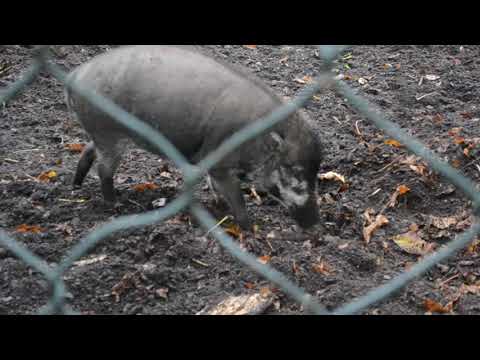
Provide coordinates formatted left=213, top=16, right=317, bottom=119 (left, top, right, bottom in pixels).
left=65, top=45, right=322, bottom=229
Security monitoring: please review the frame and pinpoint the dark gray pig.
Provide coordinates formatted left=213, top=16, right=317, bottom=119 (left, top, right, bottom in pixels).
left=65, top=45, right=322, bottom=229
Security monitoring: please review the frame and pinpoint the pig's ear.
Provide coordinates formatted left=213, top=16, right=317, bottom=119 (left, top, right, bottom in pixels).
left=270, top=132, right=286, bottom=151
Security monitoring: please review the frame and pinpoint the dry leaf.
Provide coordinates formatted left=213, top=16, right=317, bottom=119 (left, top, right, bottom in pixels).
left=312, top=261, right=333, bottom=275
left=425, top=75, right=440, bottom=81
left=250, top=186, right=262, bottom=205
left=453, top=136, right=466, bottom=145
left=460, top=112, right=473, bottom=120
left=155, top=288, right=169, bottom=300
left=38, top=170, right=57, bottom=183
left=451, top=159, right=461, bottom=168
left=15, top=224, right=44, bottom=234
left=432, top=114, right=444, bottom=124
left=243, top=45, right=257, bottom=50
left=387, top=185, right=410, bottom=208
left=392, top=230, right=435, bottom=256
left=152, top=198, right=167, bottom=208
left=424, top=299, right=451, bottom=314
left=318, top=171, right=346, bottom=184
left=225, top=224, right=242, bottom=238
left=294, top=76, right=314, bottom=85
left=384, top=139, right=403, bottom=148
left=197, top=292, right=273, bottom=315
left=358, top=77, right=368, bottom=85
left=448, top=127, right=463, bottom=136
left=459, top=283, right=480, bottom=295
left=429, top=215, right=458, bottom=230
left=259, top=287, right=273, bottom=298
left=258, top=255, right=271, bottom=265
left=244, top=282, right=256, bottom=290
left=65, top=143, right=86, bottom=153
left=363, top=214, right=389, bottom=243
left=73, top=255, right=107, bottom=267
left=133, top=183, right=159, bottom=192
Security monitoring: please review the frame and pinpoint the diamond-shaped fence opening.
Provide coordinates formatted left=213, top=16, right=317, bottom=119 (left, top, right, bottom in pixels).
left=0, top=45, right=478, bottom=315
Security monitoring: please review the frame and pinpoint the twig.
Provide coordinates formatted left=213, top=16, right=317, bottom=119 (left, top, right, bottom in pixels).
left=416, top=92, right=437, bottom=101
left=376, top=155, right=404, bottom=174
left=205, top=215, right=231, bottom=237
left=127, top=199, right=146, bottom=211
left=439, top=273, right=460, bottom=287
left=192, top=259, right=210, bottom=268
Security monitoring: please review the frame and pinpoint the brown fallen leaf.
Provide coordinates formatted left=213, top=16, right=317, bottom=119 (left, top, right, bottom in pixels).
left=38, top=170, right=57, bottom=183
left=15, top=224, right=45, bottom=234
left=451, top=159, right=461, bottom=168
left=155, top=288, right=169, bottom=300
left=111, top=271, right=143, bottom=303
left=294, top=75, right=314, bottom=85
left=363, top=214, right=389, bottom=243
left=432, top=114, right=445, bottom=125
left=243, top=45, right=257, bottom=50
left=312, top=260, right=333, bottom=275
left=424, top=299, right=451, bottom=314
left=392, top=229, right=436, bottom=256
left=196, top=292, right=273, bottom=315
left=244, top=282, right=256, bottom=290
left=387, top=185, right=410, bottom=208
left=65, top=143, right=86, bottom=153
left=250, top=186, right=262, bottom=206
left=384, top=139, right=403, bottom=148
left=133, top=183, right=159, bottom=192
left=225, top=224, right=242, bottom=238
left=318, top=171, right=346, bottom=184
left=429, top=215, right=458, bottom=230
left=258, top=255, right=271, bottom=265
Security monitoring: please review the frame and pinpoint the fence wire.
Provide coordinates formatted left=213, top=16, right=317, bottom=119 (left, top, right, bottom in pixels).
left=0, top=45, right=478, bottom=315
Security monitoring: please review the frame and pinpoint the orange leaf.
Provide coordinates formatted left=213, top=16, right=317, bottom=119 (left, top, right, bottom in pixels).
left=225, top=224, right=242, bottom=238
left=451, top=159, right=461, bottom=168
left=384, top=139, right=403, bottom=148
left=243, top=45, right=257, bottom=49
left=244, top=282, right=256, bottom=290
left=65, top=143, right=86, bottom=153
left=460, top=112, right=473, bottom=120
left=259, top=287, right=273, bottom=298
left=424, top=299, right=450, bottom=314
left=133, top=183, right=159, bottom=192
left=454, top=136, right=466, bottom=145
left=432, top=114, right=445, bottom=124
left=387, top=185, right=410, bottom=208
left=258, top=255, right=271, bottom=265
left=312, top=261, right=333, bottom=275
left=38, top=170, right=57, bottom=182
left=15, top=224, right=44, bottom=234
left=448, top=127, right=463, bottom=136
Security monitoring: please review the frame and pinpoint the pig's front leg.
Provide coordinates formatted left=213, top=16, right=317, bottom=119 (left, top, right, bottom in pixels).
left=209, top=169, right=251, bottom=230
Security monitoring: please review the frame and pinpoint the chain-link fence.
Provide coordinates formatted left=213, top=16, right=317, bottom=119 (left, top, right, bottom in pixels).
left=1, top=45, right=479, bottom=315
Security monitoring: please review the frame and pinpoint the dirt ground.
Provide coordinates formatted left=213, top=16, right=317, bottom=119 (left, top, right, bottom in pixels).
left=1, top=45, right=480, bottom=315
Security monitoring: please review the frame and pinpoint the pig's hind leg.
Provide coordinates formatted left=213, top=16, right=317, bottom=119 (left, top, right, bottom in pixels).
left=73, top=141, right=96, bottom=188
left=95, top=139, right=126, bottom=205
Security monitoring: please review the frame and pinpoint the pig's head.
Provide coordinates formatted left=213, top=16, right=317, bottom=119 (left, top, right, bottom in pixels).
left=263, top=112, right=322, bottom=229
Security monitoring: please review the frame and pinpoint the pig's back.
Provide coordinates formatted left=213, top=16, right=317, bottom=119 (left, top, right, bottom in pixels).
left=67, top=45, right=280, bottom=158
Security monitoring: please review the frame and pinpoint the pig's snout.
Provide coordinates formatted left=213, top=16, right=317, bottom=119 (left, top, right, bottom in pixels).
left=290, top=197, right=319, bottom=229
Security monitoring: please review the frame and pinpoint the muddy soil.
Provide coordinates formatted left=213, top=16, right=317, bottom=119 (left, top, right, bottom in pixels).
left=1, top=45, right=480, bottom=315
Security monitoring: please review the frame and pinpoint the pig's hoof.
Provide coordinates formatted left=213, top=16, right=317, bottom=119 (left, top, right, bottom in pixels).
left=237, top=218, right=253, bottom=231
left=103, top=200, right=122, bottom=210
